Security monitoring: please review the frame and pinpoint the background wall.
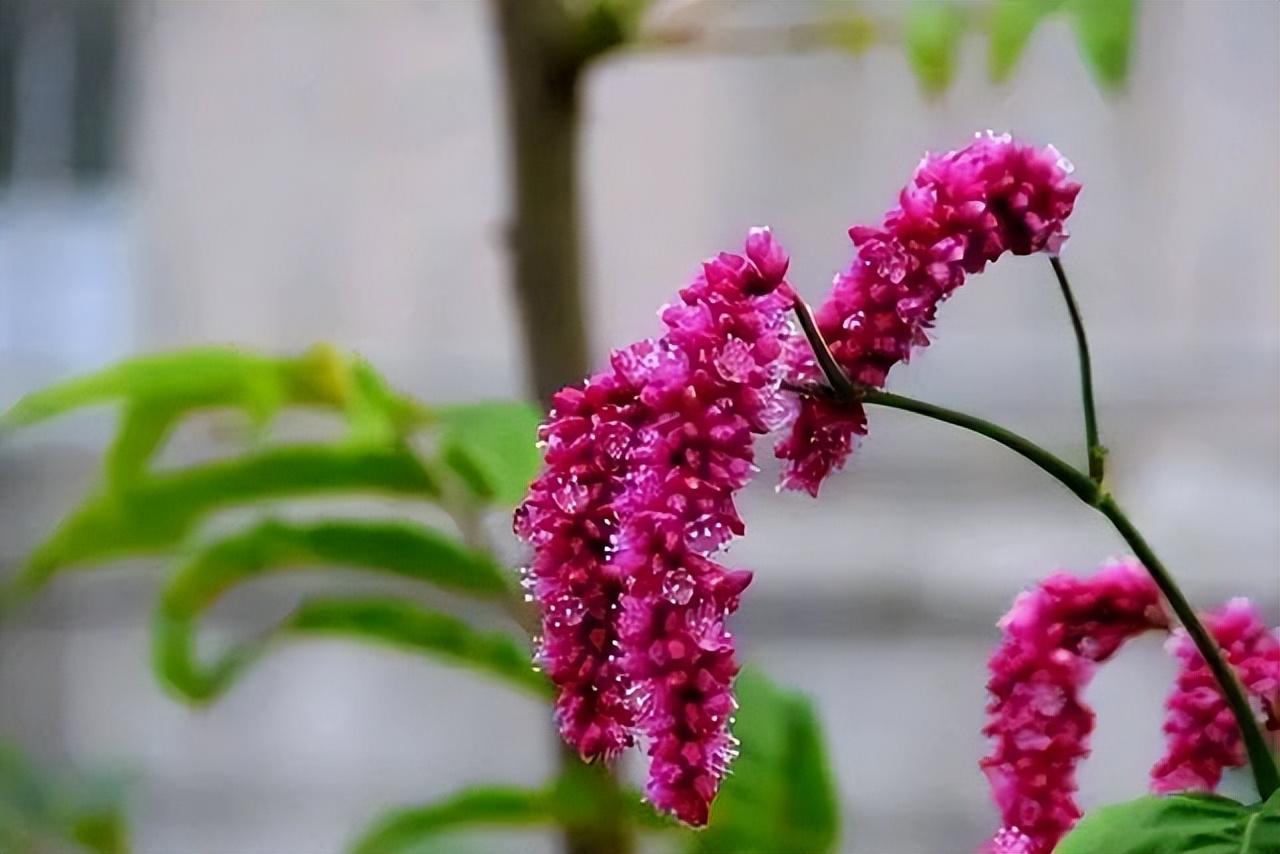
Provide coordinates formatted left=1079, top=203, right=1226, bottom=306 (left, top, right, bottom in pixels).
left=1, top=2, right=1277, bottom=852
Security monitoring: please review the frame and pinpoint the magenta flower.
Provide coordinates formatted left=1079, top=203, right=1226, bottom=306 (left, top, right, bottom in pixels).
left=517, top=133, right=1086, bottom=825
left=1150, top=598, right=1280, bottom=794
left=777, top=132, right=1081, bottom=495
left=980, top=558, right=1168, bottom=854
left=514, top=228, right=794, bottom=824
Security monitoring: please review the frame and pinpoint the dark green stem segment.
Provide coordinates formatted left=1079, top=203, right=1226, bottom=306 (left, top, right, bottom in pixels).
left=858, top=387, right=1280, bottom=800
left=791, top=299, right=858, bottom=399
left=1050, top=256, right=1106, bottom=484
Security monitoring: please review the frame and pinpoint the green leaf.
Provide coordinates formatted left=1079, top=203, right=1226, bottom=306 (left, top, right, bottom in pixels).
left=436, top=402, right=542, bottom=506
left=1067, top=0, right=1135, bottom=89
left=156, top=593, right=549, bottom=703
left=151, top=517, right=514, bottom=700
left=1, top=347, right=289, bottom=430
left=161, top=518, right=510, bottom=611
left=0, top=745, right=131, bottom=854
left=13, top=444, right=440, bottom=596
left=906, top=1, right=964, bottom=96
left=349, top=763, right=675, bottom=854
left=2, top=345, right=428, bottom=470
left=988, top=0, right=1053, bottom=82
left=1056, top=790, right=1280, bottom=854
left=691, top=668, right=840, bottom=854
left=350, top=785, right=554, bottom=854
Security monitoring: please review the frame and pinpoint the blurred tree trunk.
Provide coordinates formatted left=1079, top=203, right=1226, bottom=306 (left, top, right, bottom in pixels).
left=490, top=3, right=633, bottom=854
left=491, top=0, right=590, bottom=407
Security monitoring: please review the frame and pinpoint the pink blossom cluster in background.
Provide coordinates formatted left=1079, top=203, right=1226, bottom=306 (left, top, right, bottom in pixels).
left=982, top=563, right=1280, bottom=853
left=981, top=559, right=1168, bottom=854
left=1151, top=598, right=1280, bottom=794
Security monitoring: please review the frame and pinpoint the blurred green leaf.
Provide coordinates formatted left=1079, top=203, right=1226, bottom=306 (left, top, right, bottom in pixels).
left=350, top=763, right=675, bottom=854
left=152, top=517, right=513, bottom=700
left=692, top=668, right=839, bottom=854
left=160, top=518, right=511, bottom=612
left=1067, top=0, right=1135, bottom=89
left=1, top=347, right=290, bottom=430
left=988, top=0, right=1054, bottom=82
left=350, top=785, right=554, bottom=854
left=906, top=0, right=964, bottom=96
left=571, top=0, right=653, bottom=60
left=826, top=12, right=877, bottom=55
left=437, top=402, right=542, bottom=506
left=13, top=445, right=440, bottom=597
left=1056, top=790, right=1280, bottom=854
left=0, top=745, right=131, bottom=854
left=156, top=592, right=549, bottom=703
left=2, top=345, right=428, bottom=479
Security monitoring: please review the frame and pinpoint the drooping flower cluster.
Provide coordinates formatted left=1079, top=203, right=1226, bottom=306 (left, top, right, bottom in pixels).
left=1150, top=598, right=1280, bottom=794
left=514, top=228, right=796, bottom=824
left=777, top=132, right=1081, bottom=495
left=981, top=558, right=1168, bottom=854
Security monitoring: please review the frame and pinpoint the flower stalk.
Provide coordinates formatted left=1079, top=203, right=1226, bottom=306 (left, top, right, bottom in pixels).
left=789, top=301, right=1280, bottom=801
left=1050, top=256, right=1106, bottom=485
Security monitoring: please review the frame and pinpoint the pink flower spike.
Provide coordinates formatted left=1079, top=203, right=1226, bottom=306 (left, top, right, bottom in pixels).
left=777, top=132, right=1081, bottom=495
left=980, top=558, right=1167, bottom=854
left=1150, top=598, right=1280, bottom=794
left=515, top=228, right=797, bottom=825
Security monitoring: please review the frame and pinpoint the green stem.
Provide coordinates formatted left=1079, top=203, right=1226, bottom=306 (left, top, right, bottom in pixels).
left=1093, top=493, right=1280, bottom=799
left=791, top=298, right=857, bottom=399
left=1050, top=256, right=1106, bottom=484
left=857, top=387, right=1280, bottom=799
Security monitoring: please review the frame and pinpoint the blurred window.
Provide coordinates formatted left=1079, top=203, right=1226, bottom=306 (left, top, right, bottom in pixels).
left=0, top=0, right=121, bottom=186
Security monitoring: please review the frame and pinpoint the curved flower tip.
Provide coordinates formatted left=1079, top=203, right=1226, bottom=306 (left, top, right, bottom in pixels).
left=981, top=558, right=1166, bottom=854
left=515, top=228, right=797, bottom=825
left=744, top=225, right=791, bottom=294
left=777, top=131, right=1081, bottom=495
left=1150, top=597, right=1279, bottom=794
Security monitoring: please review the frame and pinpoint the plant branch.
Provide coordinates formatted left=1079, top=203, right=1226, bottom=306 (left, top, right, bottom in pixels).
left=790, top=299, right=857, bottom=399
left=854, top=387, right=1280, bottom=799
left=1050, top=256, right=1105, bottom=484
left=789, top=265, right=1277, bottom=798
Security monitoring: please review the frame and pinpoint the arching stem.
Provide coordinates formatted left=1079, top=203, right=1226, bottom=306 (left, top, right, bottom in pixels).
left=1050, top=256, right=1106, bottom=484
left=789, top=300, right=1280, bottom=800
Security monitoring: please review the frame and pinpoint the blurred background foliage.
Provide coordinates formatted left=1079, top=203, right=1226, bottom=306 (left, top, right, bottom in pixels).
left=0, top=744, right=129, bottom=854
left=0, top=346, right=838, bottom=853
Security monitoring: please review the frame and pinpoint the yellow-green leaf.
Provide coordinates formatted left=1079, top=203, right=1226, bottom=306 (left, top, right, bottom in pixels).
left=1067, top=0, right=1135, bottom=89
left=906, top=0, right=964, bottom=96
left=988, top=0, right=1054, bottom=82
left=2, top=345, right=428, bottom=470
